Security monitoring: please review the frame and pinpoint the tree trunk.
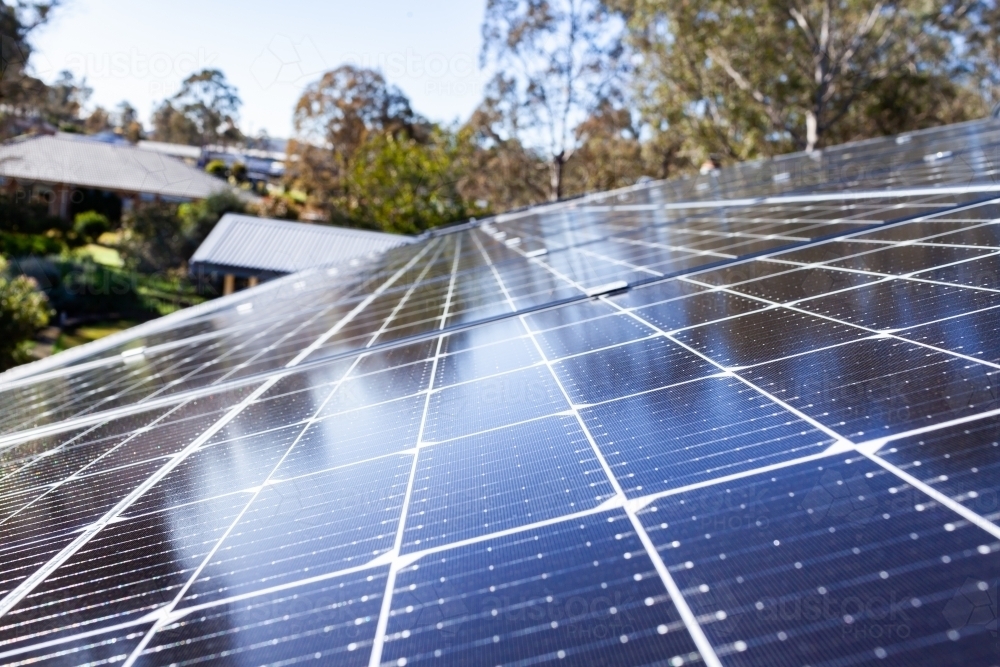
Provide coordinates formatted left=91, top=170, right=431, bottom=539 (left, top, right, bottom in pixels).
left=550, top=152, right=566, bottom=202
left=805, top=110, right=819, bottom=153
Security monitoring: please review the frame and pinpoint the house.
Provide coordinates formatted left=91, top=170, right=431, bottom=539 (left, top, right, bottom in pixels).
left=189, top=213, right=411, bottom=294
left=135, top=138, right=287, bottom=187
left=0, top=132, right=242, bottom=220
left=135, top=140, right=203, bottom=165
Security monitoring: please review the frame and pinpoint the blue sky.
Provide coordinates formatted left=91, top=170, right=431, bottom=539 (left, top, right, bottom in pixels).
left=30, top=0, right=490, bottom=138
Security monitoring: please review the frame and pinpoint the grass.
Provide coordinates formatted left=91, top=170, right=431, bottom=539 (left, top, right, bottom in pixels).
left=76, top=243, right=124, bottom=268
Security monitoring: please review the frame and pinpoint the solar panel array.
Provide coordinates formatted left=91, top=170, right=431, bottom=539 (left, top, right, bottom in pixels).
left=1, top=119, right=1000, bottom=666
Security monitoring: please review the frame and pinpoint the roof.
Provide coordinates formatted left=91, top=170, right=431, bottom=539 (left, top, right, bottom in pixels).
left=0, top=133, right=232, bottom=199
left=189, top=213, right=411, bottom=275
left=136, top=140, right=203, bottom=161
left=4, top=119, right=1000, bottom=666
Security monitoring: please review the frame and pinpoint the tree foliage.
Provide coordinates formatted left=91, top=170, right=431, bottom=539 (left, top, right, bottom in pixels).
left=334, top=128, right=477, bottom=234
left=287, top=66, right=418, bottom=209
left=0, top=1, right=58, bottom=115
left=0, top=256, right=49, bottom=371
left=73, top=210, right=110, bottom=243
left=120, top=192, right=245, bottom=273
left=457, top=78, right=552, bottom=209
left=480, top=0, right=630, bottom=200
left=152, top=69, right=242, bottom=146
left=286, top=66, right=483, bottom=233
left=612, top=0, right=989, bottom=164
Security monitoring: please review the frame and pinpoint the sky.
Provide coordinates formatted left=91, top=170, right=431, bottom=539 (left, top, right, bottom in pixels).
left=29, top=0, right=491, bottom=139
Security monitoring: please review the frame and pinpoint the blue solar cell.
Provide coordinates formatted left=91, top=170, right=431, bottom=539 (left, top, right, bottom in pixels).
left=383, top=510, right=702, bottom=666
left=0, top=492, right=246, bottom=651
left=178, top=456, right=410, bottom=607
left=137, top=567, right=389, bottom=666
left=401, top=416, right=614, bottom=552
left=0, top=623, right=152, bottom=665
left=424, top=365, right=570, bottom=442
left=911, top=254, right=1000, bottom=290
left=742, top=338, right=1000, bottom=439
left=434, top=335, right=541, bottom=389
left=553, top=335, right=717, bottom=405
left=877, top=416, right=1000, bottom=516
left=534, top=313, right=655, bottom=359
left=632, top=289, right=768, bottom=332
left=127, top=427, right=300, bottom=515
left=582, top=377, right=834, bottom=496
left=523, top=299, right=619, bottom=332
left=672, top=307, right=870, bottom=367
left=726, top=267, right=881, bottom=304
left=276, top=395, right=426, bottom=477
left=796, top=280, right=1000, bottom=331
left=639, top=456, right=1000, bottom=666
left=609, top=278, right=706, bottom=309
left=827, top=243, right=995, bottom=275
left=900, top=306, right=1000, bottom=364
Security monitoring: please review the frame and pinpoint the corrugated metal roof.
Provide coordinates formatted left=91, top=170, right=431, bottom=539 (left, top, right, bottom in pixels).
left=136, top=140, right=203, bottom=160
left=0, top=133, right=232, bottom=199
left=190, top=214, right=410, bottom=275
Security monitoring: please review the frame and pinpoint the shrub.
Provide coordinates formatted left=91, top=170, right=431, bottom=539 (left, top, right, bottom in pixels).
left=230, top=161, right=248, bottom=182
left=0, top=232, right=65, bottom=257
left=73, top=211, right=111, bottom=243
left=205, top=160, right=228, bottom=179
left=0, top=257, right=50, bottom=370
left=120, top=192, right=246, bottom=273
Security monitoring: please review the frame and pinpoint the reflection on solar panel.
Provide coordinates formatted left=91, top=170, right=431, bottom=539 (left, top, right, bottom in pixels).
left=2, top=119, right=1000, bottom=666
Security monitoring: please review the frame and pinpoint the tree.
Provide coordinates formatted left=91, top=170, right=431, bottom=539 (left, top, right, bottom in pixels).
left=150, top=103, right=200, bottom=146
left=287, top=65, right=418, bottom=214
left=113, top=101, right=143, bottom=142
left=120, top=192, right=245, bottom=273
left=480, top=0, right=630, bottom=200
left=0, top=256, right=49, bottom=371
left=334, top=127, right=477, bottom=234
left=152, top=69, right=242, bottom=146
left=45, top=70, right=91, bottom=129
left=964, top=3, right=1000, bottom=112
left=457, top=77, right=551, bottom=210
left=1, top=64, right=91, bottom=134
left=84, top=106, right=111, bottom=134
left=613, top=0, right=986, bottom=161
left=0, top=1, right=59, bottom=114
left=563, top=99, right=646, bottom=195
left=177, top=190, right=245, bottom=255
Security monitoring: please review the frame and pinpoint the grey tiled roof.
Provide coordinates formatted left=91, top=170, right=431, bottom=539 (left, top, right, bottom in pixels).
left=0, top=133, right=231, bottom=199
left=190, top=214, right=411, bottom=275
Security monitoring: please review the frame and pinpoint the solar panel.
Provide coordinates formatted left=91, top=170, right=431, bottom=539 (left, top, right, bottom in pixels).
left=2, top=119, right=1000, bottom=666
